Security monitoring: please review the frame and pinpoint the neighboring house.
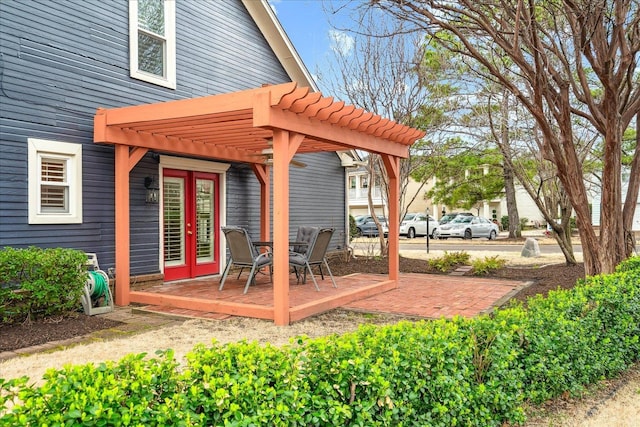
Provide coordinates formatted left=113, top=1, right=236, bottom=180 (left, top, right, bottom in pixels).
left=591, top=170, right=640, bottom=231
left=346, top=162, right=555, bottom=228
left=0, top=0, right=349, bottom=285
left=344, top=154, right=436, bottom=220
left=345, top=167, right=447, bottom=223
left=346, top=165, right=386, bottom=218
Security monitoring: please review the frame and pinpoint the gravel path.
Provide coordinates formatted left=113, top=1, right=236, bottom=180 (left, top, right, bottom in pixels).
left=0, top=311, right=397, bottom=384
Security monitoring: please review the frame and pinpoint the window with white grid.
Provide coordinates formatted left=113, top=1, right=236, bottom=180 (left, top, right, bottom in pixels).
left=129, top=0, right=176, bottom=89
left=28, top=138, right=82, bottom=224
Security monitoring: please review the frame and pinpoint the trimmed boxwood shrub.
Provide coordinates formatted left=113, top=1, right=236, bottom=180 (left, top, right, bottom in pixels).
left=0, top=247, right=88, bottom=323
left=1, top=257, right=639, bottom=426
left=518, top=260, right=640, bottom=403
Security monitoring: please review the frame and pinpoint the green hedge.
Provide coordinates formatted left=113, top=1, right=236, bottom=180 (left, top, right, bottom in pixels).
left=1, top=257, right=639, bottom=426
left=520, top=263, right=640, bottom=403
left=0, top=247, right=88, bottom=323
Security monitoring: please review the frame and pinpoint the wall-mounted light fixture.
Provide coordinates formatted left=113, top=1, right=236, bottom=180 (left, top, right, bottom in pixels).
left=144, top=176, right=160, bottom=204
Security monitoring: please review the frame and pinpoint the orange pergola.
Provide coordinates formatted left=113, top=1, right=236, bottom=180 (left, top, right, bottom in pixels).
left=94, top=82, right=424, bottom=325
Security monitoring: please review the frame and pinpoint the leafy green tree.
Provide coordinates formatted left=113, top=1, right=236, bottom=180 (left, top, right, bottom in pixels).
left=367, top=0, right=640, bottom=275
left=424, top=147, right=504, bottom=211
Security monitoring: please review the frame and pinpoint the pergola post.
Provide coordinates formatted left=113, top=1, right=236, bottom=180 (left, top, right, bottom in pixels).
left=251, top=164, right=270, bottom=242
left=381, top=154, right=401, bottom=282
left=113, top=145, right=148, bottom=306
left=114, top=144, right=131, bottom=305
left=271, top=129, right=303, bottom=325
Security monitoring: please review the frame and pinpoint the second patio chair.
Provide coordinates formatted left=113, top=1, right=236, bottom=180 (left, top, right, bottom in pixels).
left=291, top=226, right=318, bottom=255
left=289, top=227, right=337, bottom=291
left=219, top=226, right=272, bottom=294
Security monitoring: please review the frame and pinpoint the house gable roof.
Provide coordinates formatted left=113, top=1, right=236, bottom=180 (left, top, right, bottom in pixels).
left=241, top=0, right=318, bottom=92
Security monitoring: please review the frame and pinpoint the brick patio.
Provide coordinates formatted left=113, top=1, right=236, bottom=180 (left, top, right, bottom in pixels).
left=134, top=271, right=530, bottom=322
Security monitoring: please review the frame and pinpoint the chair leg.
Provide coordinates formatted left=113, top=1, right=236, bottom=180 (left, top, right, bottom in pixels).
left=304, top=261, right=321, bottom=291
left=219, top=261, right=233, bottom=291
left=323, top=258, right=337, bottom=288
left=317, top=264, right=325, bottom=280
left=244, top=264, right=259, bottom=294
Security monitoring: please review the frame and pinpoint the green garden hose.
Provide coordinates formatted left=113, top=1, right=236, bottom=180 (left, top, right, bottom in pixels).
left=87, top=270, right=108, bottom=300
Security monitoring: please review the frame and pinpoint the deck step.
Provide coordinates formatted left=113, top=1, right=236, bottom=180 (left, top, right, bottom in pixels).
left=133, top=305, right=232, bottom=321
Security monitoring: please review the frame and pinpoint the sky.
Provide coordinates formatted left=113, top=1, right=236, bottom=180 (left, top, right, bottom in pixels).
left=267, top=0, right=355, bottom=90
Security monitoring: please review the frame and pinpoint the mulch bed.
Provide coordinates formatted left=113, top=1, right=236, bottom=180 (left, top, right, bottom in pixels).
left=0, top=313, right=123, bottom=353
left=1, top=256, right=585, bottom=353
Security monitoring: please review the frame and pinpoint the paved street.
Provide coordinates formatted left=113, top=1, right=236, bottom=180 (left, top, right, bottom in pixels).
left=350, top=230, right=586, bottom=261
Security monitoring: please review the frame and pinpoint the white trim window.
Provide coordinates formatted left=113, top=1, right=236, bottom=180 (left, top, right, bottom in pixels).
left=28, top=139, right=83, bottom=224
left=129, top=0, right=176, bottom=89
left=349, top=176, right=356, bottom=189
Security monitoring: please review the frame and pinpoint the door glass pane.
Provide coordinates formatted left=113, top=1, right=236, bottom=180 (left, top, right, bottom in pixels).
left=195, top=178, right=214, bottom=263
left=163, top=177, right=185, bottom=266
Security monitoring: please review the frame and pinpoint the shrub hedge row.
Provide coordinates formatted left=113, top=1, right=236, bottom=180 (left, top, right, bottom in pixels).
left=0, top=247, right=88, bottom=324
left=1, top=257, right=638, bottom=426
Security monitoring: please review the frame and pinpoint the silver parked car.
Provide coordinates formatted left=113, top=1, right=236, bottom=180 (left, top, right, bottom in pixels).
left=433, top=215, right=499, bottom=240
left=399, top=213, right=439, bottom=238
left=438, top=212, right=473, bottom=225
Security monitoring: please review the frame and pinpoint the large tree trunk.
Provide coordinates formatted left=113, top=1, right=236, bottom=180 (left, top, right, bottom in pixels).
left=623, top=115, right=640, bottom=257
left=503, top=164, right=521, bottom=238
left=543, top=107, right=599, bottom=273
left=552, top=131, right=600, bottom=274
left=500, top=93, right=521, bottom=238
left=548, top=200, right=577, bottom=265
left=595, top=111, right=626, bottom=273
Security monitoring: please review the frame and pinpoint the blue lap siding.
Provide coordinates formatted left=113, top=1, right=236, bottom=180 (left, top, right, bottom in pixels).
left=0, top=0, right=346, bottom=276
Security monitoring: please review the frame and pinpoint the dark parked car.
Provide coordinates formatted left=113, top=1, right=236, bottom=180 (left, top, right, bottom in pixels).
left=354, top=215, right=388, bottom=237
left=434, top=215, right=499, bottom=240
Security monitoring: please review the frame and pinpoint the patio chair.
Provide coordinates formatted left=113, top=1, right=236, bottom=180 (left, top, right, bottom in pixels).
left=289, top=227, right=337, bottom=291
left=291, top=226, right=318, bottom=255
left=219, top=226, right=272, bottom=294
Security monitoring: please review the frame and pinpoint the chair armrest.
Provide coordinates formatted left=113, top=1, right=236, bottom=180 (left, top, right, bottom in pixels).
left=256, top=251, right=272, bottom=262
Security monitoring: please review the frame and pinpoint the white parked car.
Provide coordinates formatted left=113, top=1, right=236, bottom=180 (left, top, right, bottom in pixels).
left=399, top=213, right=439, bottom=239
left=433, top=215, right=499, bottom=240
